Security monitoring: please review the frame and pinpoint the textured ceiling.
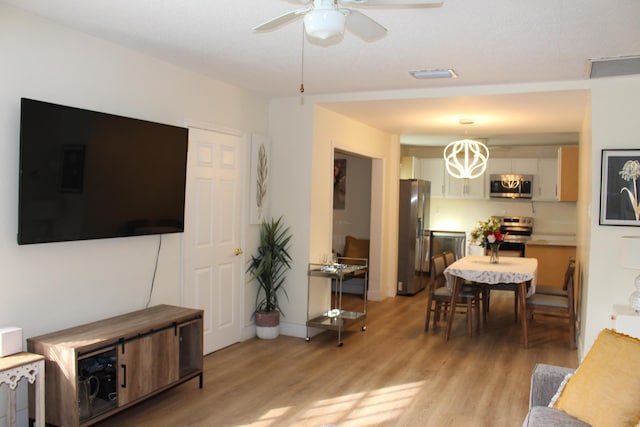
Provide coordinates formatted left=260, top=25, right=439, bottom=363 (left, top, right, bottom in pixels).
left=4, top=0, right=639, bottom=144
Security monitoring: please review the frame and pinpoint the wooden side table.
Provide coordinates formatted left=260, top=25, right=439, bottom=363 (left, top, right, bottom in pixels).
left=0, top=352, right=45, bottom=427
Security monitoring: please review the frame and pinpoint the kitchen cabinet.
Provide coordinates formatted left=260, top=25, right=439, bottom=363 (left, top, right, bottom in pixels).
left=27, top=305, right=203, bottom=427
left=532, top=147, right=578, bottom=201
left=418, top=158, right=485, bottom=199
left=534, top=158, right=558, bottom=201
left=525, top=242, right=576, bottom=287
left=488, top=158, right=538, bottom=176
left=558, top=146, right=579, bottom=201
left=418, top=158, right=445, bottom=197
left=446, top=175, right=485, bottom=199
left=400, top=156, right=416, bottom=179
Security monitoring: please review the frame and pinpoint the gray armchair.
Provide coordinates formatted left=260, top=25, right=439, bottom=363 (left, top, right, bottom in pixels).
left=522, top=364, right=590, bottom=427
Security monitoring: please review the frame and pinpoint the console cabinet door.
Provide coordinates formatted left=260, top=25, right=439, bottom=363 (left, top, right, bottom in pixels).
left=118, top=327, right=180, bottom=405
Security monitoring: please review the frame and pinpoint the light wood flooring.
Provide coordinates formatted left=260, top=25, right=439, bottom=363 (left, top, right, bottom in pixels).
left=95, top=290, right=578, bottom=427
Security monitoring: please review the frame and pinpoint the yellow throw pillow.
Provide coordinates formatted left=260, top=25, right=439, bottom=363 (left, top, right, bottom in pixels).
left=552, top=328, right=640, bottom=426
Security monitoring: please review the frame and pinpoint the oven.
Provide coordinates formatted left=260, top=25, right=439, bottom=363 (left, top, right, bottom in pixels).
left=495, top=216, right=533, bottom=257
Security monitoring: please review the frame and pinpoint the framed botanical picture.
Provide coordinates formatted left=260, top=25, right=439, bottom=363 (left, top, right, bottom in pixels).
left=600, top=149, right=640, bottom=226
left=333, top=159, right=346, bottom=209
left=250, top=134, right=270, bottom=224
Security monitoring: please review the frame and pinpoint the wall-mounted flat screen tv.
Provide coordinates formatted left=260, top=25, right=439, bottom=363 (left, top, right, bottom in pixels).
left=18, top=98, right=189, bottom=245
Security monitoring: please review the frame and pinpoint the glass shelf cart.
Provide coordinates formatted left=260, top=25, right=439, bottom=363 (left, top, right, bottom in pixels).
left=306, top=258, right=368, bottom=346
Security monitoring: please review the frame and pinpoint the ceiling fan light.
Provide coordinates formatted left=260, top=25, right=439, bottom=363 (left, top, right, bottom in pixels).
left=304, top=9, right=346, bottom=40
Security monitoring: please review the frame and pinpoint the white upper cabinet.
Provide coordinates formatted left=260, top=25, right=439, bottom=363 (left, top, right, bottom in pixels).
left=511, top=159, right=538, bottom=175
left=446, top=174, right=486, bottom=199
left=487, top=158, right=512, bottom=175
left=400, top=156, right=416, bottom=179
left=406, top=149, right=576, bottom=202
left=417, top=158, right=485, bottom=199
left=533, top=146, right=579, bottom=201
left=535, top=158, right=558, bottom=200
left=418, top=158, right=446, bottom=198
left=487, top=158, right=538, bottom=175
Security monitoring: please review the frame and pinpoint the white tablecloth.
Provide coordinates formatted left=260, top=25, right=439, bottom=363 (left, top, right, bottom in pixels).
left=444, top=255, right=538, bottom=296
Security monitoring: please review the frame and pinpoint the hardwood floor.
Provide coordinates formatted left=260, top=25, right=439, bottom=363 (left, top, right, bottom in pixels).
left=95, top=291, right=578, bottom=427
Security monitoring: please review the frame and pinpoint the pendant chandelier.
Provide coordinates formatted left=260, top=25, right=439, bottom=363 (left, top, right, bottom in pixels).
left=443, top=119, right=489, bottom=179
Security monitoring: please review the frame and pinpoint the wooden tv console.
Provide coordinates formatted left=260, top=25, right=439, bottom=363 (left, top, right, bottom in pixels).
left=27, top=304, right=203, bottom=427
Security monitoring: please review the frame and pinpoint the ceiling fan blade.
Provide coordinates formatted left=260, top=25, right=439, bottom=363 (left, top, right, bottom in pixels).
left=253, top=8, right=309, bottom=32
left=344, top=9, right=387, bottom=42
left=341, top=0, right=443, bottom=6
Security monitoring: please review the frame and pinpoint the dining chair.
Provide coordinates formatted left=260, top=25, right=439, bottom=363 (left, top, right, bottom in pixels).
left=425, top=252, right=481, bottom=336
left=525, top=257, right=577, bottom=348
left=442, top=250, right=456, bottom=268
left=534, top=256, right=575, bottom=297
left=442, top=250, right=488, bottom=326
left=483, top=249, right=521, bottom=322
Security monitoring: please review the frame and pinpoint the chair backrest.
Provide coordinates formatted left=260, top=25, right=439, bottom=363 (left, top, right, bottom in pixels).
left=562, top=256, right=576, bottom=291
left=565, top=257, right=576, bottom=311
left=443, top=250, right=456, bottom=268
left=430, top=253, right=447, bottom=289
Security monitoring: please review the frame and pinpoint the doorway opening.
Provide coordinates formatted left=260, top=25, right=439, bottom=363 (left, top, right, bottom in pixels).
left=332, top=149, right=372, bottom=295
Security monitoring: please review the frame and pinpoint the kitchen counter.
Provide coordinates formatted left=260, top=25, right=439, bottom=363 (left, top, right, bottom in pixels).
left=526, top=239, right=576, bottom=247
left=527, top=234, right=576, bottom=247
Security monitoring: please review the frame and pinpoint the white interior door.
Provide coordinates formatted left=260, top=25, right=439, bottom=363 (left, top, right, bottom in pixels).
left=183, top=126, right=244, bottom=354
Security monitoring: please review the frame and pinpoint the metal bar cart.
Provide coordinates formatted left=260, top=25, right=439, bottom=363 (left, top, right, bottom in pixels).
left=306, top=257, right=368, bottom=346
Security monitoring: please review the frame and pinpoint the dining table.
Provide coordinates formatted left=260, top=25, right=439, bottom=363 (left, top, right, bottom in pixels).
left=443, top=255, right=538, bottom=348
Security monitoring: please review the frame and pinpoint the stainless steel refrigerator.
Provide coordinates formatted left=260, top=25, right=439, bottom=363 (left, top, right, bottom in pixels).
left=397, top=179, right=430, bottom=295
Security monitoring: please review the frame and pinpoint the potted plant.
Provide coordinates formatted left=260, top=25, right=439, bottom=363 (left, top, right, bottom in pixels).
left=247, top=216, right=292, bottom=339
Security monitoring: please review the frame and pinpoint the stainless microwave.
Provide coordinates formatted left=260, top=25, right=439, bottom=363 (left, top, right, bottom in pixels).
left=489, top=174, right=533, bottom=199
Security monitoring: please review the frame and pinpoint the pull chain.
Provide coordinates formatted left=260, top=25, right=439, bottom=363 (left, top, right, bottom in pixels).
left=300, top=24, right=305, bottom=105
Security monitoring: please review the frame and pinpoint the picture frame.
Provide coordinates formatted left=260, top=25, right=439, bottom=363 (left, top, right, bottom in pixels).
left=333, top=158, right=346, bottom=210
left=250, top=134, right=270, bottom=224
left=599, top=149, right=640, bottom=226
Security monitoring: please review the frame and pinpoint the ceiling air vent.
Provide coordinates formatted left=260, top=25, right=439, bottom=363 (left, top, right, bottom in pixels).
left=587, top=55, right=640, bottom=79
left=409, top=69, right=458, bottom=79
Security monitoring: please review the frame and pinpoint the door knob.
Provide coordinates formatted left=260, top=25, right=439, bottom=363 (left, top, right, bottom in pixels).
left=234, top=248, right=243, bottom=256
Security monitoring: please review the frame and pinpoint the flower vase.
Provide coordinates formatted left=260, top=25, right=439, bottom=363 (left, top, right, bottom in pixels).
left=490, top=244, right=500, bottom=264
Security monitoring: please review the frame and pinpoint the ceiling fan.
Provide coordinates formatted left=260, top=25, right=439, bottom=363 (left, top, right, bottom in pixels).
left=254, top=0, right=444, bottom=42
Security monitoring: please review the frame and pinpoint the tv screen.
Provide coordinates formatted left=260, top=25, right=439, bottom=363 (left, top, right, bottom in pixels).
left=18, top=98, right=188, bottom=245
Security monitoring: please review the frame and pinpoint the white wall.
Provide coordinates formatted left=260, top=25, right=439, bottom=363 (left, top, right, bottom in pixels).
left=582, top=75, right=640, bottom=353
left=267, top=97, right=314, bottom=336
left=429, top=198, right=577, bottom=250
left=314, top=106, right=400, bottom=302
left=268, top=101, right=398, bottom=337
left=0, top=5, right=268, bottom=425
left=576, top=93, right=592, bottom=355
